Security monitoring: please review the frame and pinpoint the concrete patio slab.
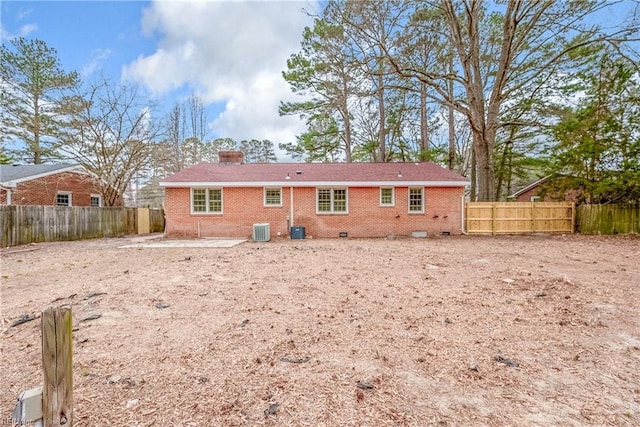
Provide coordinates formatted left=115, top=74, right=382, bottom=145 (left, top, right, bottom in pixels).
left=119, top=238, right=247, bottom=248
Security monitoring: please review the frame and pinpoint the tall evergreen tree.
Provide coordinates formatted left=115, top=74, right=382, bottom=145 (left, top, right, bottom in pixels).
left=0, top=38, right=79, bottom=164
left=549, top=52, right=640, bottom=203
left=280, top=17, right=364, bottom=162
left=239, top=139, right=277, bottom=163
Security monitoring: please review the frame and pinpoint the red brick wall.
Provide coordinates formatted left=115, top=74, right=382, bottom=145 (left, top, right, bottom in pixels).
left=515, top=187, right=540, bottom=202
left=164, top=185, right=465, bottom=239
left=515, top=185, right=580, bottom=203
left=0, top=172, right=123, bottom=207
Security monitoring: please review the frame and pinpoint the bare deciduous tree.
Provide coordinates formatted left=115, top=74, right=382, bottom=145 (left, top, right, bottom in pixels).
left=164, top=94, right=210, bottom=172
left=60, top=78, right=162, bottom=206
left=350, top=0, right=639, bottom=200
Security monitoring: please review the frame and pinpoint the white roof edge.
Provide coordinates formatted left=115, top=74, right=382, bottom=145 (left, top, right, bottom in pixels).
left=160, top=180, right=470, bottom=188
left=509, top=174, right=553, bottom=198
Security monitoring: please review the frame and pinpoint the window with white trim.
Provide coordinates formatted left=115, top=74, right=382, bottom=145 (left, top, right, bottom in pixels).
left=191, top=188, right=222, bottom=213
left=380, top=187, right=394, bottom=206
left=317, top=187, right=347, bottom=213
left=90, top=194, right=102, bottom=207
left=264, top=187, right=282, bottom=206
left=408, top=187, right=424, bottom=213
left=56, top=192, right=72, bottom=207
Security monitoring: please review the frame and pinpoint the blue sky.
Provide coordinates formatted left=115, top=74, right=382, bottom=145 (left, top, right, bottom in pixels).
left=2, top=2, right=155, bottom=77
left=1, top=0, right=318, bottom=152
left=2, top=0, right=638, bottom=158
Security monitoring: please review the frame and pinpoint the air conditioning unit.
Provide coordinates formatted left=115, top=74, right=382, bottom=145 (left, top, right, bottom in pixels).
left=253, top=223, right=270, bottom=242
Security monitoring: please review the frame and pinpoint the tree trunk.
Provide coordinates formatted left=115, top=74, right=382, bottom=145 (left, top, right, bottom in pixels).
left=495, top=126, right=516, bottom=200
left=506, top=143, right=513, bottom=199
left=341, top=81, right=353, bottom=163
left=474, top=134, right=495, bottom=202
left=448, top=106, right=455, bottom=170
left=420, top=83, right=429, bottom=161
left=447, top=57, right=455, bottom=170
left=495, top=141, right=509, bottom=201
left=470, top=143, right=477, bottom=202
left=33, top=96, right=42, bottom=164
left=377, top=71, right=386, bottom=162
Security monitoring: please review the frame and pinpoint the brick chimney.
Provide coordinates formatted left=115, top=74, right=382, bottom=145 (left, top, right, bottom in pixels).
left=218, top=151, right=244, bottom=164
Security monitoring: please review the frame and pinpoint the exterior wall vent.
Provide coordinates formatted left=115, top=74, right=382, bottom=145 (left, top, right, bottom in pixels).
left=253, top=223, right=270, bottom=242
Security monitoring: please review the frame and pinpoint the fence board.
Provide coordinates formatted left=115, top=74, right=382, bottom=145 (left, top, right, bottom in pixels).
left=576, top=203, right=639, bottom=234
left=465, top=202, right=574, bottom=235
left=149, top=208, right=165, bottom=233
left=1, top=206, right=165, bottom=247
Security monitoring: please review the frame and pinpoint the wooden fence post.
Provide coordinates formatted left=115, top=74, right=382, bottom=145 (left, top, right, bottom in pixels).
left=491, top=204, right=497, bottom=236
left=42, top=306, right=73, bottom=427
left=531, top=202, right=536, bottom=233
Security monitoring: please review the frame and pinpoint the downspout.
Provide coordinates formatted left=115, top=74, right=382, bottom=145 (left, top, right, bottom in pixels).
left=289, top=186, right=294, bottom=229
left=460, top=194, right=468, bottom=235
left=1, top=184, right=15, bottom=205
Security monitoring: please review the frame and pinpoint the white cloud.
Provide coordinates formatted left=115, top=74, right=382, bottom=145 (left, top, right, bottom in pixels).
left=123, top=0, right=317, bottom=151
left=1, top=7, right=36, bottom=39
left=0, top=23, right=38, bottom=40
left=17, top=7, right=34, bottom=21
left=81, top=48, right=112, bottom=77
left=19, top=23, right=38, bottom=36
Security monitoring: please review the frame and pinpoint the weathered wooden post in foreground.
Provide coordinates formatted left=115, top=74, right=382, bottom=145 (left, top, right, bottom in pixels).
left=13, top=306, right=73, bottom=426
left=41, top=306, right=73, bottom=427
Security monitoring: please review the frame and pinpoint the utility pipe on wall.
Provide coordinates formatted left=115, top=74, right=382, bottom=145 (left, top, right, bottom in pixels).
left=460, top=195, right=468, bottom=235
left=1, top=184, right=15, bottom=205
left=289, top=186, right=294, bottom=228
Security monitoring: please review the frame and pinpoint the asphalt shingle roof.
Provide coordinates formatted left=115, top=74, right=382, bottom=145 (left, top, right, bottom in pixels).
left=160, top=162, right=469, bottom=187
left=0, top=164, right=81, bottom=184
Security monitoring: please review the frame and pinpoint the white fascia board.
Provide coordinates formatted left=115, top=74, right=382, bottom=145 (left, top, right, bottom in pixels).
left=160, top=180, right=470, bottom=188
left=9, top=165, right=88, bottom=185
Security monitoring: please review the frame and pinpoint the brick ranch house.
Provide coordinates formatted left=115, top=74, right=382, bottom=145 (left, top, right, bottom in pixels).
left=510, top=174, right=581, bottom=203
left=160, top=152, right=469, bottom=239
left=0, top=164, right=123, bottom=207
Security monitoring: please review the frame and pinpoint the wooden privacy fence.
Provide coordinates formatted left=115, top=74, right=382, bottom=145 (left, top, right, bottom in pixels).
left=576, top=203, right=639, bottom=234
left=1, top=206, right=165, bottom=247
left=465, top=202, right=575, bottom=235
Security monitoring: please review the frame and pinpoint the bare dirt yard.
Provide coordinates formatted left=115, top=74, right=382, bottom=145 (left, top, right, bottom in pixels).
left=1, top=234, right=639, bottom=426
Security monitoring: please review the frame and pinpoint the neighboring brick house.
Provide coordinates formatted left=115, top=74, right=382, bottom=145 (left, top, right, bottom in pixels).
left=160, top=152, right=469, bottom=239
left=510, top=174, right=581, bottom=202
left=0, top=164, right=122, bottom=207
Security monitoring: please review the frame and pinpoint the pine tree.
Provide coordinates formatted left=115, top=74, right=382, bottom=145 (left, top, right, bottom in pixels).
left=1, top=38, right=79, bottom=164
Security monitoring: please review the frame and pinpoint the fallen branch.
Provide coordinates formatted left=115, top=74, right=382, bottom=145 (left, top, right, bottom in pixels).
left=494, top=355, right=519, bottom=367
left=11, top=314, right=36, bottom=327
left=1, top=247, right=41, bottom=255
left=281, top=356, right=311, bottom=364
left=80, top=313, right=102, bottom=322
